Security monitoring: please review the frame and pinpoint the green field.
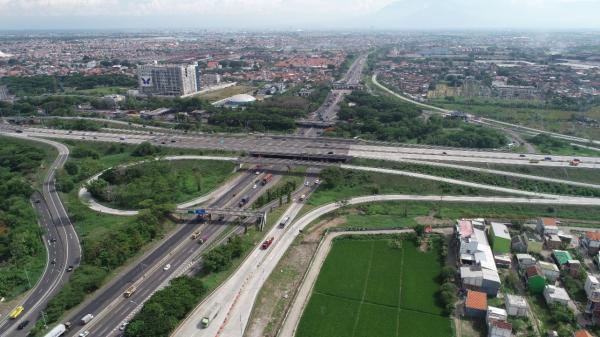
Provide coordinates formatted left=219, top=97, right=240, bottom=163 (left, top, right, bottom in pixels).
left=296, top=238, right=451, bottom=337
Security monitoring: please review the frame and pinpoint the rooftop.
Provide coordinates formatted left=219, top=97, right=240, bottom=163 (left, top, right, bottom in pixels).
left=586, top=231, right=600, bottom=241
left=491, top=222, right=511, bottom=240
left=553, top=250, right=573, bottom=265
left=574, top=329, right=594, bottom=337
left=541, top=217, right=558, bottom=227
left=466, top=290, right=487, bottom=310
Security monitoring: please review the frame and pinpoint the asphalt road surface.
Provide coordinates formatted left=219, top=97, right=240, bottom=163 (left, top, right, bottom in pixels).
left=12, top=127, right=600, bottom=169
left=64, top=167, right=281, bottom=337
left=0, top=135, right=81, bottom=337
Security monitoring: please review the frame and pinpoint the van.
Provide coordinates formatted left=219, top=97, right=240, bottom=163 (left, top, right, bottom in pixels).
left=279, top=216, right=290, bottom=228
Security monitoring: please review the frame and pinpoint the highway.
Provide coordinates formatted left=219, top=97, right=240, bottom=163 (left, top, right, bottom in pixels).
left=12, top=127, right=600, bottom=169
left=172, top=188, right=600, bottom=337
left=63, top=166, right=285, bottom=337
left=0, top=135, right=82, bottom=337
left=171, top=177, right=318, bottom=337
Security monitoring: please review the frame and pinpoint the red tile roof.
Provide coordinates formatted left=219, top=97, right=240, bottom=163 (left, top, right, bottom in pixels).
left=586, top=232, right=600, bottom=241
left=574, top=330, right=594, bottom=337
left=542, top=217, right=558, bottom=226
left=465, top=290, right=487, bottom=310
left=526, top=265, right=543, bottom=278
left=490, top=319, right=512, bottom=330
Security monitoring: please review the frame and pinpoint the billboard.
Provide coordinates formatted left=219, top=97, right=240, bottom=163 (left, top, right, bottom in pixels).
left=140, top=76, right=152, bottom=87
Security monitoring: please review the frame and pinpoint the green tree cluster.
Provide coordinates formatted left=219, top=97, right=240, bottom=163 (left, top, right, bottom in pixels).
left=0, top=139, right=46, bottom=298
left=203, top=235, right=245, bottom=273
left=254, top=180, right=298, bottom=208
left=124, top=276, right=207, bottom=337
left=331, top=91, right=506, bottom=148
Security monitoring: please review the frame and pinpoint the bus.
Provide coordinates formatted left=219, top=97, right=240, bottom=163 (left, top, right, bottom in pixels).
left=9, top=306, right=24, bottom=319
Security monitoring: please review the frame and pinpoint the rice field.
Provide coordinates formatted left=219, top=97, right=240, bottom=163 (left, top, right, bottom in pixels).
left=296, top=237, right=452, bottom=337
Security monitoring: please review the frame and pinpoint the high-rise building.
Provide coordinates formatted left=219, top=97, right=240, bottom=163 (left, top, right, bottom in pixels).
left=138, top=64, right=198, bottom=97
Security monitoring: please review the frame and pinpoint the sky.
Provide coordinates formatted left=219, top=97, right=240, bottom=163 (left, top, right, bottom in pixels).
left=0, top=0, right=600, bottom=30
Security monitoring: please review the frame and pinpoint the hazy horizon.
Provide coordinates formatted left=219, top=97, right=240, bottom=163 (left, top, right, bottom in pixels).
left=1, top=0, right=600, bottom=31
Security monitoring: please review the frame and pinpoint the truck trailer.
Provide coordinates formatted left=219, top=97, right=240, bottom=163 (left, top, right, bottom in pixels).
left=80, top=314, right=94, bottom=325
left=43, top=323, right=71, bottom=337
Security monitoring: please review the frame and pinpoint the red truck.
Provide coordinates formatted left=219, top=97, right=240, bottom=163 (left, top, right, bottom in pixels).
left=261, top=174, right=273, bottom=186
left=261, top=237, right=274, bottom=250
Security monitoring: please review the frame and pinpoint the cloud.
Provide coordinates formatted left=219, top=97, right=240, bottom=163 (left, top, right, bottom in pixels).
left=0, top=0, right=393, bottom=17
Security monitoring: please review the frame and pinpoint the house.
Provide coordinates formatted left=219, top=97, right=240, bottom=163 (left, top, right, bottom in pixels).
left=582, top=232, right=600, bottom=256
left=537, top=217, right=559, bottom=235
left=573, top=329, right=594, bottom=337
left=544, top=285, right=571, bottom=306
left=460, top=265, right=501, bottom=296
left=465, top=290, right=488, bottom=318
left=538, top=261, right=560, bottom=283
left=487, top=306, right=508, bottom=323
left=586, top=275, right=600, bottom=302
left=512, top=234, right=528, bottom=253
left=516, top=254, right=537, bottom=270
left=553, top=250, right=573, bottom=268
left=488, top=319, right=512, bottom=337
left=489, top=222, right=511, bottom=254
left=546, top=234, right=563, bottom=249
left=505, top=294, right=528, bottom=317
left=494, top=254, right=512, bottom=269
left=567, top=260, right=582, bottom=277
left=457, top=219, right=501, bottom=296
left=525, top=265, right=546, bottom=294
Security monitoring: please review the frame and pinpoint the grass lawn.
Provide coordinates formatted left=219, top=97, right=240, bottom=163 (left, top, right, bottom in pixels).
left=443, top=161, right=600, bottom=186
left=306, top=200, right=600, bottom=232
left=97, top=159, right=236, bottom=209
left=296, top=237, right=451, bottom=337
left=307, top=168, right=509, bottom=207
left=349, top=158, right=600, bottom=198
left=431, top=97, right=600, bottom=141
left=198, top=85, right=255, bottom=102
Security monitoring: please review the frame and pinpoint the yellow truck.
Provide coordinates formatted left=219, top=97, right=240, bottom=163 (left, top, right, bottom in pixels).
left=9, top=306, right=24, bottom=319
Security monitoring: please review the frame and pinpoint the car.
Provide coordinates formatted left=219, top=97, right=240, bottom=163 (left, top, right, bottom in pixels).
left=255, top=171, right=260, bottom=175
left=327, top=151, right=334, bottom=155
left=163, top=264, right=171, bottom=271
left=161, top=141, right=166, bottom=144
left=51, top=258, right=56, bottom=265
left=50, top=238, right=57, bottom=243
left=170, top=139, right=176, bottom=143
left=304, top=181, right=309, bottom=186
left=314, top=179, right=321, bottom=185
left=299, top=194, right=306, bottom=201
left=544, top=157, right=552, bottom=161
left=15, top=130, right=23, bottom=133
left=519, top=154, right=526, bottom=157
left=252, top=184, right=257, bottom=189
left=17, top=320, right=30, bottom=330
left=119, top=322, right=129, bottom=331
left=79, top=331, right=90, bottom=337
left=34, top=199, right=40, bottom=203
left=67, top=265, right=74, bottom=272
left=93, top=136, right=97, bottom=139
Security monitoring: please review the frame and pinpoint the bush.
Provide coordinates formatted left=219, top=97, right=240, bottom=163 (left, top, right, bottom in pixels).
left=203, top=235, right=244, bottom=273
left=124, top=276, right=207, bottom=337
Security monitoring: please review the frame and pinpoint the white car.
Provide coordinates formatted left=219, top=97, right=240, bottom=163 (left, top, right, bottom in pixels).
left=163, top=264, right=171, bottom=271
left=314, top=179, right=321, bottom=185
left=79, top=331, right=90, bottom=337
left=304, top=181, right=309, bottom=186
left=255, top=171, right=260, bottom=175
left=253, top=184, right=258, bottom=189
left=119, top=322, right=129, bottom=331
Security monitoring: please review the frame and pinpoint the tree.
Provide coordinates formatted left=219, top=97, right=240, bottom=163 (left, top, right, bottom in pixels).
left=414, top=224, right=426, bottom=237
